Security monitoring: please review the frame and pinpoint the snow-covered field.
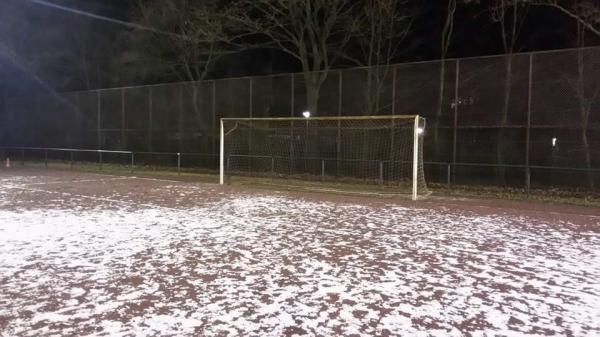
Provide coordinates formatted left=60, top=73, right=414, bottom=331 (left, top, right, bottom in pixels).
left=0, top=169, right=599, bottom=337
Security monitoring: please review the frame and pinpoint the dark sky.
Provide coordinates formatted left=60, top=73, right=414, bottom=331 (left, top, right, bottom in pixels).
left=61, top=0, right=588, bottom=54
left=1, top=0, right=598, bottom=92
left=57, top=1, right=598, bottom=63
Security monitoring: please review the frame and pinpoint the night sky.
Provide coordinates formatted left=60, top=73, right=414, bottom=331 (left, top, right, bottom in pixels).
left=0, top=0, right=598, bottom=93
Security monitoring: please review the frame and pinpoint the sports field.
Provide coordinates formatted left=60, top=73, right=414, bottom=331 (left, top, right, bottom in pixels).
left=0, top=168, right=599, bottom=337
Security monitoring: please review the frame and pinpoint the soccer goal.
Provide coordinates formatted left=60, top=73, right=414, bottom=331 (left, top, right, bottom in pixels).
left=219, top=115, right=429, bottom=199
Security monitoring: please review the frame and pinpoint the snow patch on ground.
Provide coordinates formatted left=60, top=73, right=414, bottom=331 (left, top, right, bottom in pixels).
left=0, top=174, right=599, bottom=336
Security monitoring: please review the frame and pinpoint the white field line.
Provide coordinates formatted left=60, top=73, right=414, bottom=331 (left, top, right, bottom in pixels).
left=19, top=177, right=132, bottom=187
left=230, top=180, right=600, bottom=221
left=6, top=183, right=332, bottom=239
left=90, top=177, right=600, bottom=221
left=421, top=196, right=600, bottom=221
left=9, top=185, right=185, bottom=212
left=130, top=176, right=193, bottom=184
left=6, top=171, right=600, bottom=221
left=245, top=181, right=404, bottom=198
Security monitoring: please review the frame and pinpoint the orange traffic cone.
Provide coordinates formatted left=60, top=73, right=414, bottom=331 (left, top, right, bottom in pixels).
left=5, top=157, right=10, bottom=168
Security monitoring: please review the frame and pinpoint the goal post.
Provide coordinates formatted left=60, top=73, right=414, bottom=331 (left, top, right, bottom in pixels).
left=413, top=116, right=419, bottom=200
left=219, top=118, right=225, bottom=185
left=219, top=115, right=429, bottom=199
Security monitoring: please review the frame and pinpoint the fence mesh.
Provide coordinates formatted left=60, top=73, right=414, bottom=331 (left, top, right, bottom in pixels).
left=3, top=46, right=600, bottom=191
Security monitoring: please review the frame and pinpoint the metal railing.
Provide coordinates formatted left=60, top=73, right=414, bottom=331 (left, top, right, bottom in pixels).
left=424, top=161, right=600, bottom=192
left=1, top=146, right=598, bottom=194
left=0, top=146, right=218, bottom=175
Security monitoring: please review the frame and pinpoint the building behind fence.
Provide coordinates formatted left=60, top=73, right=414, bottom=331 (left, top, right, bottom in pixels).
left=2, top=46, right=600, bottom=191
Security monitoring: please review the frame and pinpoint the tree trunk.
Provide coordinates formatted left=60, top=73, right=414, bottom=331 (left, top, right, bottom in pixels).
left=575, top=24, right=594, bottom=191
left=305, top=73, right=321, bottom=114
left=302, top=73, right=322, bottom=174
left=190, top=83, right=207, bottom=153
left=365, top=67, right=376, bottom=115
left=582, top=125, right=594, bottom=190
left=192, top=84, right=201, bottom=125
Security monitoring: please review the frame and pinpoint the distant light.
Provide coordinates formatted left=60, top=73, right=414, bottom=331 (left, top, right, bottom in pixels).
left=417, top=127, right=425, bottom=135
left=302, top=111, right=311, bottom=118
left=552, top=137, right=558, bottom=147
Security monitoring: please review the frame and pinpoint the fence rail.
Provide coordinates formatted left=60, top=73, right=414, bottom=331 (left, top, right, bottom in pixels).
left=1, top=146, right=598, bottom=194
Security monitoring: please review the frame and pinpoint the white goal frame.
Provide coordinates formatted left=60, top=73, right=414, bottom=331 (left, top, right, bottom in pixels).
left=220, top=115, right=423, bottom=200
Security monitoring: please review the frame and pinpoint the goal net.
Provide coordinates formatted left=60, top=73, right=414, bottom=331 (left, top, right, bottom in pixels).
left=220, top=115, right=429, bottom=199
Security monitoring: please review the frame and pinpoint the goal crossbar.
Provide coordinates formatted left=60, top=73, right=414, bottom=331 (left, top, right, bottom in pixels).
left=220, top=115, right=419, bottom=122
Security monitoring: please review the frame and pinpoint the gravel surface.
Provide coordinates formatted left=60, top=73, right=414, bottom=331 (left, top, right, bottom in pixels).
left=1, top=169, right=599, bottom=337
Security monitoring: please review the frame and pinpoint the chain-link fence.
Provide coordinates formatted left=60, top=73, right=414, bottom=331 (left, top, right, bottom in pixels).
left=2, top=46, right=600, bottom=191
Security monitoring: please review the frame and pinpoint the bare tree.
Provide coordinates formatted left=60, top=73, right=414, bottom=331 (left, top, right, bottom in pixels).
left=239, top=0, right=356, bottom=114
left=66, top=17, right=117, bottom=90
left=570, top=24, right=599, bottom=189
left=352, top=0, right=413, bottom=115
left=490, top=0, right=528, bottom=182
left=433, top=0, right=458, bottom=151
left=124, top=0, right=243, bottom=128
left=126, top=0, right=241, bottom=83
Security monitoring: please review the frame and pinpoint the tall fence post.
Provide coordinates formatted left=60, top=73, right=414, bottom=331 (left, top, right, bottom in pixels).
left=272, top=156, right=275, bottom=175
left=337, top=71, right=342, bottom=177
left=322, top=159, right=326, bottom=180
left=452, top=59, right=460, bottom=184
left=178, top=87, right=184, bottom=152
left=121, top=88, right=126, bottom=149
left=526, top=53, right=533, bottom=198
left=177, top=152, right=181, bottom=175
left=526, top=167, right=531, bottom=196
left=130, top=152, right=135, bottom=173
left=212, top=80, right=217, bottom=154
left=148, top=87, right=153, bottom=152
left=447, top=164, right=452, bottom=189
left=97, top=90, right=102, bottom=150
left=379, top=161, right=384, bottom=186
left=248, top=78, right=254, bottom=170
left=392, top=66, right=397, bottom=116
left=290, top=74, right=295, bottom=176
